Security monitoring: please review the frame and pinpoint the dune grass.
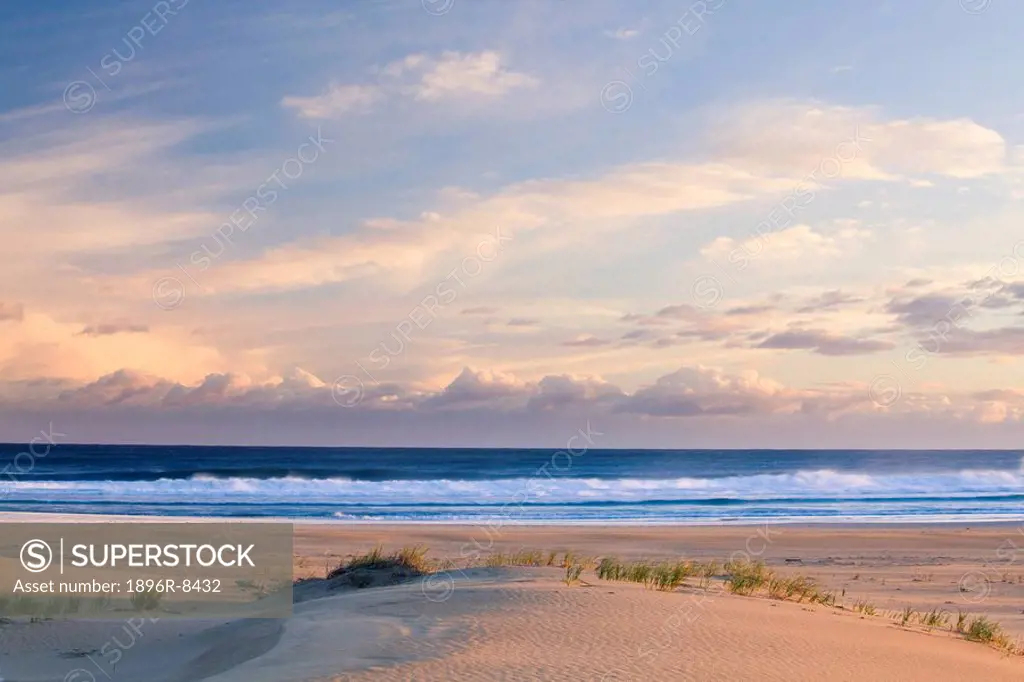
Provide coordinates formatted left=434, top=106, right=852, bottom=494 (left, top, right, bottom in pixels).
left=595, top=557, right=712, bottom=591
left=593, top=555, right=1022, bottom=655
left=319, top=546, right=1024, bottom=656
left=484, top=549, right=548, bottom=567
left=964, top=615, right=1000, bottom=642
left=920, top=608, right=949, bottom=628
left=877, top=606, right=1024, bottom=656
left=851, top=599, right=877, bottom=616
left=329, top=544, right=434, bottom=578
left=724, top=559, right=771, bottom=595
left=957, top=615, right=1024, bottom=654
left=564, top=562, right=584, bottom=585
left=129, top=588, right=163, bottom=612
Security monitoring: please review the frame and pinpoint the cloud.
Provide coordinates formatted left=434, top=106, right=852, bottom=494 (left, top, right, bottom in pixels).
left=76, top=323, right=149, bottom=337
left=885, top=278, right=1024, bottom=329
left=886, top=292, right=967, bottom=328
left=655, top=304, right=701, bottom=320
left=710, top=100, right=1011, bottom=181
left=870, top=117, right=1007, bottom=179
left=927, top=327, right=1024, bottom=356
left=420, top=367, right=530, bottom=409
left=181, top=99, right=1008, bottom=298
left=701, top=224, right=868, bottom=264
left=15, top=364, right=835, bottom=419
left=0, top=116, right=221, bottom=257
left=604, top=27, right=639, bottom=40
left=462, top=306, right=499, bottom=315
left=184, top=160, right=795, bottom=295
left=795, top=290, right=864, bottom=313
left=615, top=366, right=858, bottom=418
left=54, top=367, right=337, bottom=409
left=755, top=329, right=894, bottom=356
left=617, top=368, right=766, bottom=417
left=507, top=318, right=539, bottom=327
left=879, top=279, right=1024, bottom=356
left=56, top=369, right=174, bottom=407
left=725, top=304, right=777, bottom=316
left=282, top=51, right=537, bottom=119
left=618, top=302, right=756, bottom=345
left=562, top=335, right=611, bottom=347
left=622, top=304, right=702, bottom=326
left=280, top=84, right=381, bottom=119
left=411, top=51, right=538, bottom=101
left=13, top=362, right=1024, bottom=433
left=0, top=302, right=24, bottom=321
left=527, top=374, right=625, bottom=411
left=0, top=309, right=235, bottom=385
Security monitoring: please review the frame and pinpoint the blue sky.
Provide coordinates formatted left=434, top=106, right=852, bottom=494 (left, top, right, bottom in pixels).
left=2, top=0, right=1024, bottom=446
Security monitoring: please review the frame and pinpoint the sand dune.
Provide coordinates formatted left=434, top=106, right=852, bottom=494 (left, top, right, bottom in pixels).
left=4, top=567, right=1020, bottom=681
left=3, top=523, right=1023, bottom=680
left=325, top=568, right=1024, bottom=681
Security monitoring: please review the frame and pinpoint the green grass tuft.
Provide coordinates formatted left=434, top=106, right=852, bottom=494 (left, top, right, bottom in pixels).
left=564, top=562, right=584, bottom=586
left=852, top=599, right=877, bottom=616
left=484, top=549, right=547, bottom=568
left=921, top=608, right=949, bottom=628
left=329, top=544, right=435, bottom=579
left=964, top=615, right=1000, bottom=643
left=724, top=560, right=770, bottom=595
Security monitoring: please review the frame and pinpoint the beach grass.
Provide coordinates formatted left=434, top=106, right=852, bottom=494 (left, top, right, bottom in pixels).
left=329, top=544, right=434, bottom=579
left=921, top=608, right=949, bottom=629
left=130, top=588, right=163, bottom=612
left=484, top=549, right=596, bottom=571
left=723, top=559, right=771, bottom=596
left=484, top=549, right=549, bottom=567
left=852, top=599, right=877, bottom=616
left=595, top=557, right=708, bottom=591
left=563, top=562, right=584, bottom=585
left=320, top=545, right=1024, bottom=657
left=964, top=615, right=1000, bottom=643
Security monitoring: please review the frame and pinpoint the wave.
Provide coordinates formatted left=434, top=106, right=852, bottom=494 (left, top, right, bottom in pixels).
left=4, top=468, right=1024, bottom=505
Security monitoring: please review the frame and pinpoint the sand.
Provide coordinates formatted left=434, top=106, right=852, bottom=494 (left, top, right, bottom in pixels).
left=2, top=521, right=1023, bottom=680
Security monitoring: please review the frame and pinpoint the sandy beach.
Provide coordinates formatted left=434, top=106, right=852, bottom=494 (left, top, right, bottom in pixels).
left=2, top=521, right=1023, bottom=681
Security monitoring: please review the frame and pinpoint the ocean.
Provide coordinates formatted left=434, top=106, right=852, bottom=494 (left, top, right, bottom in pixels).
left=1, top=445, right=1023, bottom=524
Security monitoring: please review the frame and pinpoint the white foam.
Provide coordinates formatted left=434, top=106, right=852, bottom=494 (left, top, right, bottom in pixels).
left=4, top=468, right=1023, bottom=506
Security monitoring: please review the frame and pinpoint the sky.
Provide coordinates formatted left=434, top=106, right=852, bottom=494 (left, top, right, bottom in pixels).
left=1, top=0, right=1024, bottom=447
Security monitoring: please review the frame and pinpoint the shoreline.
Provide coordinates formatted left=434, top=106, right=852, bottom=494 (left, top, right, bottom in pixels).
left=2, top=511, right=1022, bottom=529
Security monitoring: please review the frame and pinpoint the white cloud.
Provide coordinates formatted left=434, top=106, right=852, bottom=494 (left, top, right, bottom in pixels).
left=184, top=162, right=795, bottom=295
left=281, top=84, right=381, bottom=119
left=701, top=224, right=868, bottom=264
left=604, top=27, right=639, bottom=40
left=870, top=117, right=1007, bottom=178
left=191, top=99, right=1016, bottom=296
left=411, top=51, right=538, bottom=101
left=709, top=100, right=1011, bottom=181
left=282, top=51, right=537, bottom=119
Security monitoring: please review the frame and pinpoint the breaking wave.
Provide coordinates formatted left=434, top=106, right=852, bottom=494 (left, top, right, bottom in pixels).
left=5, top=468, right=1023, bottom=506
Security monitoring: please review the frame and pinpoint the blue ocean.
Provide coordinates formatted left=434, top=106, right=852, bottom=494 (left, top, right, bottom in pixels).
left=1, top=445, right=1023, bottom=524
